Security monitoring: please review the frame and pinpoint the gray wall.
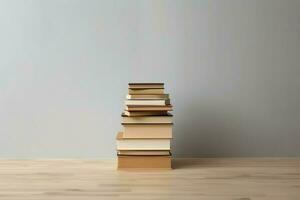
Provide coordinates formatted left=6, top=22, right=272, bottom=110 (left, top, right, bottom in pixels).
left=0, top=0, right=299, bottom=158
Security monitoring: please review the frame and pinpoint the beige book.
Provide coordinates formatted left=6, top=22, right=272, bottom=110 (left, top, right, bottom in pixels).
left=125, top=105, right=173, bottom=111
left=128, top=83, right=164, bottom=89
left=128, top=88, right=164, bottom=95
left=125, top=99, right=170, bottom=106
left=117, top=150, right=171, bottom=156
left=122, top=114, right=172, bottom=123
left=116, top=132, right=171, bottom=150
left=122, top=124, right=172, bottom=138
left=126, top=94, right=169, bottom=99
left=123, top=111, right=168, bottom=116
left=118, top=155, right=171, bottom=169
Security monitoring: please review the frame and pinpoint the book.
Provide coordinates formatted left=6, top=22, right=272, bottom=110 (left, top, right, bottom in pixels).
left=128, top=88, right=164, bottom=95
left=125, top=105, right=173, bottom=111
left=128, top=83, right=164, bottom=89
left=123, top=111, right=168, bottom=116
left=127, top=94, right=169, bottom=99
left=122, top=114, right=172, bottom=123
left=117, top=150, right=171, bottom=156
left=125, top=99, right=170, bottom=106
left=118, top=155, right=171, bottom=169
left=122, top=124, right=172, bottom=138
left=116, top=132, right=170, bottom=150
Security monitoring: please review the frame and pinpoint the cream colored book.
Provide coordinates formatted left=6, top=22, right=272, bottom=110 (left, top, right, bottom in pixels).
left=124, top=99, right=170, bottom=106
left=126, top=94, right=169, bottom=99
left=122, top=114, right=172, bottom=123
left=122, top=124, right=172, bottom=138
left=128, top=88, right=164, bottom=95
left=116, top=132, right=171, bottom=150
left=125, top=105, right=172, bottom=111
left=128, top=83, right=164, bottom=89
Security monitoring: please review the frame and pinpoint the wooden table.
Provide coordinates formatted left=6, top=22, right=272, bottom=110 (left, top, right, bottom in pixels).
left=0, top=158, right=300, bottom=199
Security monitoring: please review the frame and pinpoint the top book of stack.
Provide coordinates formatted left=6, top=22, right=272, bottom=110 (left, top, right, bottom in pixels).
left=128, top=83, right=165, bottom=95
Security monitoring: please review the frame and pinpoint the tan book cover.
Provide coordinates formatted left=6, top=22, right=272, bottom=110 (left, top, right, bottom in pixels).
left=123, top=111, right=168, bottom=116
left=128, top=88, right=164, bottom=95
left=117, top=150, right=171, bottom=156
left=118, top=155, right=172, bottom=169
left=128, top=83, right=164, bottom=89
left=116, top=132, right=171, bottom=150
left=127, top=94, right=169, bottom=100
left=122, top=124, right=172, bottom=138
left=122, top=114, right=172, bottom=123
left=125, top=99, right=170, bottom=106
left=125, top=105, right=173, bottom=111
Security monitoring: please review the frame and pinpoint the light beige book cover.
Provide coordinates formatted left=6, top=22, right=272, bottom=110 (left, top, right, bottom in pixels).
left=125, top=105, right=173, bottom=111
left=124, top=99, right=170, bottom=106
left=127, top=94, right=169, bottom=99
left=122, top=114, right=172, bottom=123
left=128, top=83, right=164, bottom=89
left=116, top=132, right=171, bottom=150
left=117, top=150, right=171, bottom=156
left=128, top=88, right=164, bottom=95
left=122, top=124, right=172, bottom=138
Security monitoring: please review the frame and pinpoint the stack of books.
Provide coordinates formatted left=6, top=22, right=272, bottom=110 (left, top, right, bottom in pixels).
left=116, top=83, right=173, bottom=169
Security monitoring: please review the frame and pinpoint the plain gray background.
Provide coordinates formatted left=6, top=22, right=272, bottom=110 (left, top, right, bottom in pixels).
left=0, top=0, right=299, bottom=158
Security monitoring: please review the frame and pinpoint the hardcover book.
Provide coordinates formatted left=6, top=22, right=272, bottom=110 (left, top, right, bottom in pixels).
left=127, top=94, right=169, bottom=99
left=128, top=88, right=164, bottom=95
left=118, top=155, right=172, bottom=169
left=125, top=99, right=170, bottom=106
left=123, top=111, right=169, bottom=116
left=122, top=124, right=172, bottom=138
left=122, top=114, right=173, bottom=123
left=117, top=150, right=171, bottom=156
left=128, top=83, right=164, bottom=89
left=116, top=132, right=171, bottom=150
left=125, top=105, right=173, bottom=111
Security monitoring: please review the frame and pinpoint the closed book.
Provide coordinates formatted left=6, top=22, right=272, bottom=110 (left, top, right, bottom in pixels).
left=122, top=114, right=172, bottom=123
left=127, top=94, right=169, bottom=100
left=128, top=88, right=164, bottom=95
left=116, top=132, right=170, bottom=150
left=122, top=124, right=172, bottom=138
left=125, top=105, right=173, bottom=111
left=128, top=83, right=164, bottom=89
left=118, top=155, right=171, bottom=169
left=117, top=150, right=171, bottom=156
left=123, top=111, right=168, bottom=117
left=125, top=99, right=170, bottom=106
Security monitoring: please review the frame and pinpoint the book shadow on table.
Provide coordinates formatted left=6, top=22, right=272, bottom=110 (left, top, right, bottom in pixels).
left=172, top=159, right=200, bottom=169
left=171, top=98, right=244, bottom=169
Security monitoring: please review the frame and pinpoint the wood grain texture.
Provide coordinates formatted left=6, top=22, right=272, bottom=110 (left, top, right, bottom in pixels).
left=0, top=158, right=300, bottom=200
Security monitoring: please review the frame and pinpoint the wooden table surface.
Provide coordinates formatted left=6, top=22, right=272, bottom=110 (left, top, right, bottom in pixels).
left=0, top=158, right=300, bottom=200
